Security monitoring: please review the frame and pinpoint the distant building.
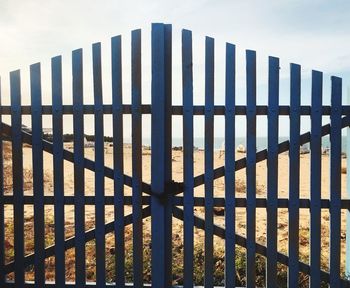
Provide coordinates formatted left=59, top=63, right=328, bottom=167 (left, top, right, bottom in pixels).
left=84, top=137, right=94, bottom=148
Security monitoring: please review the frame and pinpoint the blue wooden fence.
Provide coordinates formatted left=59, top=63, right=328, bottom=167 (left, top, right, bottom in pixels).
left=0, top=23, right=349, bottom=287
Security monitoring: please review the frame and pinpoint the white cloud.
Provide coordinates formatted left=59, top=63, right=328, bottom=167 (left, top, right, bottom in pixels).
left=0, top=0, right=349, bottom=138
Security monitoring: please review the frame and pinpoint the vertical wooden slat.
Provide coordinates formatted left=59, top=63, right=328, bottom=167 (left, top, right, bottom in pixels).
left=346, top=87, right=350, bottom=278
left=204, top=36, right=214, bottom=288
left=151, top=23, right=166, bottom=288
left=288, top=63, right=301, bottom=288
left=164, top=24, right=173, bottom=286
left=182, top=29, right=194, bottom=287
left=111, top=35, right=125, bottom=287
left=72, top=49, right=86, bottom=287
left=309, top=70, right=322, bottom=288
left=131, top=29, right=143, bottom=287
left=329, top=76, right=342, bottom=287
left=151, top=24, right=165, bottom=287
left=224, top=42, right=236, bottom=287
left=246, top=50, right=257, bottom=288
left=51, top=56, right=65, bottom=286
left=266, top=56, right=279, bottom=286
left=0, top=77, right=4, bottom=286
left=151, top=22, right=172, bottom=287
left=10, top=70, right=25, bottom=287
left=92, top=42, right=105, bottom=286
left=30, top=63, right=45, bottom=286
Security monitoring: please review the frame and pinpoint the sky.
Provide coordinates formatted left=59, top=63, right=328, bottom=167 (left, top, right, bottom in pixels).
left=0, top=0, right=349, bottom=141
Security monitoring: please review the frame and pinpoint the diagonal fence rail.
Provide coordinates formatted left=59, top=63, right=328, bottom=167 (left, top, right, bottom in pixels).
left=2, top=113, right=350, bottom=286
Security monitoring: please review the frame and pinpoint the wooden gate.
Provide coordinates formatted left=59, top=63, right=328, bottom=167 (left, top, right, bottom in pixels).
left=0, top=23, right=349, bottom=287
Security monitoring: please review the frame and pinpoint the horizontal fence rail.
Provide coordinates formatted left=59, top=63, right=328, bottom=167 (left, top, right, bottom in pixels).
left=0, top=23, right=349, bottom=288
left=0, top=104, right=350, bottom=115
left=3, top=195, right=350, bottom=209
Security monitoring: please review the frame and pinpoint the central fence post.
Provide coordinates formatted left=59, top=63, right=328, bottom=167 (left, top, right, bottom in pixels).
left=151, top=23, right=173, bottom=287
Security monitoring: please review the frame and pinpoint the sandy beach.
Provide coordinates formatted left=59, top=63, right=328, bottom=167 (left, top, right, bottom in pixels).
left=2, top=142, right=349, bottom=280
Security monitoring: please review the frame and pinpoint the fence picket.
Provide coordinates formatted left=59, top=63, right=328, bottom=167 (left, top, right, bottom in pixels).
left=10, top=70, right=25, bottom=287
left=266, top=56, right=279, bottom=286
left=224, top=42, right=236, bottom=287
left=288, top=63, right=301, bottom=288
left=0, top=77, right=4, bottom=286
left=72, top=49, right=86, bottom=287
left=51, top=55, right=65, bottom=286
left=329, top=76, right=342, bottom=287
left=92, top=42, right=106, bottom=286
left=246, top=50, right=257, bottom=287
left=310, top=70, right=322, bottom=287
left=204, top=36, right=214, bottom=288
left=151, top=22, right=173, bottom=287
left=182, top=29, right=194, bottom=288
left=347, top=88, right=350, bottom=279
left=131, top=29, right=143, bottom=287
left=164, top=24, right=173, bottom=286
left=111, top=35, right=125, bottom=287
left=164, top=24, right=173, bottom=287
left=30, top=63, right=45, bottom=286
left=151, top=22, right=167, bottom=287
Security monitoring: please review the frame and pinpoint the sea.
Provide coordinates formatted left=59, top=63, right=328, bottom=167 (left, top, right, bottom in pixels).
left=141, top=136, right=349, bottom=153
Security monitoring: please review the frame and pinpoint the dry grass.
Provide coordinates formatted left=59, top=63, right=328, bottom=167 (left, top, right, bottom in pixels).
left=212, top=178, right=262, bottom=194
left=0, top=142, right=343, bottom=286
left=3, top=214, right=321, bottom=287
left=2, top=141, right=50, bottom=192
left=4, top=215, right=96, bottom=282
